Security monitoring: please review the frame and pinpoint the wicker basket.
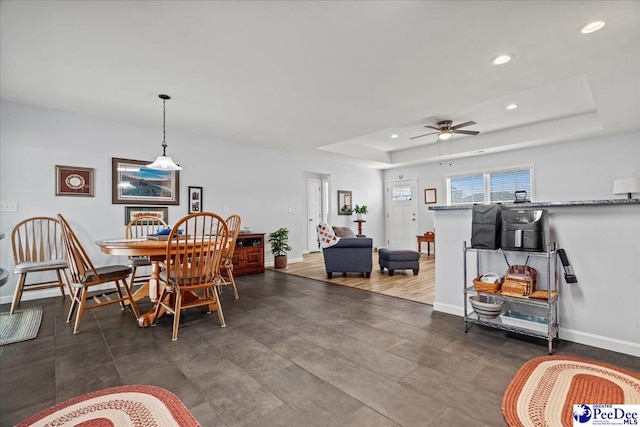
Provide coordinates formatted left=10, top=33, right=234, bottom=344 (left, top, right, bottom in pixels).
left=473, top=276, right=502, bottom=293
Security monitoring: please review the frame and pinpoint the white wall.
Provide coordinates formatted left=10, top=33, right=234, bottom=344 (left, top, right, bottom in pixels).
left=0, top=101, right=384, bottom=303
left=383, top=132, right=640, bottom=356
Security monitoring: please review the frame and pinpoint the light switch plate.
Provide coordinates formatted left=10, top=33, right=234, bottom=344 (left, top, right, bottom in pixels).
left=0, top=201, right=18, bottom=212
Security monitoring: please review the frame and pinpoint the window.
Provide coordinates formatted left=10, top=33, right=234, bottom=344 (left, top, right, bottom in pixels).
left=392, top=185, right=412, bottom=201
left=447, top=167, right=532, bottom=205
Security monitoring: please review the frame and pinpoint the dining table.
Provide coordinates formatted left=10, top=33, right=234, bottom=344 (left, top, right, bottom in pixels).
left=96, top=236, right=230, bottom=328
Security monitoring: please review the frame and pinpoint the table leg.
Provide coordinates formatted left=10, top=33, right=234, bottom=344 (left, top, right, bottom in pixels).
left=138, top=299, right=166, bottom=327
left=428, top=242, right=431, bottom=256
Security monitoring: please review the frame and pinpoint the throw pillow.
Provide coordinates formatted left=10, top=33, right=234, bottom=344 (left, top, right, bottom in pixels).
left=317, top=223, right=341, bottom=248
left=332, top=226, right=356, bottom=239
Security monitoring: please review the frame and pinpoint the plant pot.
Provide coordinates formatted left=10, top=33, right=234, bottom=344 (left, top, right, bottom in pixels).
left=274, top=255, right=288, bottom=269
left=356, top=213, right=366, bottom=221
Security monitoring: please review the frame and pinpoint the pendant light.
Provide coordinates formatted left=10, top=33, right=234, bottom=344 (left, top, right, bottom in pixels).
left=147, top=94, right=182, bottom=171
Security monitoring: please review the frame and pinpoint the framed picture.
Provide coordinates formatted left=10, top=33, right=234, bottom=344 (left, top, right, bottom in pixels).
left=112, top=158, right=180, bottom=205
left=338, top=190, right=352, bottom=215
left=124, top=206, right=169, bottom=225
left=424, top=188, right=437, bottom=204
left=56, top=165, right=95, bottom=197
left=188, top=186, right=203, bottom=214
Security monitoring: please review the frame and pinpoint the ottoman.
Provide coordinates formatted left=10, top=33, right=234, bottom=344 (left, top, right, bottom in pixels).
left=378, top=248, right=420, bottom=276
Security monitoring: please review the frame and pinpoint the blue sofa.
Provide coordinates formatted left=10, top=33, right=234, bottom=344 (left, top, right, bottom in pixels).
left=322, top=237, right=373, bottom=278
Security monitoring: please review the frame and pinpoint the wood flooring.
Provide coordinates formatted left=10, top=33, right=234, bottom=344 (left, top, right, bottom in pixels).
left=273, top=251, right=435, bottom=305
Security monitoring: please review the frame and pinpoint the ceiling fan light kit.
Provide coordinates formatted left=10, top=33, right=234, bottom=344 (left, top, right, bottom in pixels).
left=410, top=119, right=480, bottom=141
left=147, top=94, right=182, bottom=171
left=492, top=54, right=512, bottom=65
left=580, top=21, right=605, bottom=34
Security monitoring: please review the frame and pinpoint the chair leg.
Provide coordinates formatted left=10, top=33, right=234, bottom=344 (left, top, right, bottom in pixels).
left=152, top=287, right=168, bottom=326
left=128, top=266, right=138, bottom=291
left=9, top=274, right=26, bottom=315
left=120, top=278, right=140, bottom=319
left=55, top=270, right=66, bottom=299
left=60, top=269, right=73, bottom=297
left=171, top=291, right=183, bottom=341
left=215, top=293, right=226, bottom=328
left=113, top=280, right=125, bottom=309
left=67, top=288, right=81, bottom=322
left=73, top=287, right=88, bottom=334
left=226, top=266, right=239, bottom=299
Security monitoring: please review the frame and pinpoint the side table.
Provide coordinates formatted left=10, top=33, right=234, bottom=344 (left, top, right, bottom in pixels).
left=417, top=232, right=435, bottom=255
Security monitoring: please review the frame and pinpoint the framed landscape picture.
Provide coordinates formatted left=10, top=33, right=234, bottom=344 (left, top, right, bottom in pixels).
left=55, top=165, right=94, bottom=197
left=124, top=206, right=168, bottom=226
left=112, top=158, right=180, bottom=205
left=188, top=186, right=203, bottom=214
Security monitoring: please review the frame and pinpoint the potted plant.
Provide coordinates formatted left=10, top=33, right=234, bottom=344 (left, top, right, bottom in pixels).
left=354, top=204, right=368, bottom=221
left=340, top=204, right=353, bottom=215
left=269, top=227, right=292, bottom=269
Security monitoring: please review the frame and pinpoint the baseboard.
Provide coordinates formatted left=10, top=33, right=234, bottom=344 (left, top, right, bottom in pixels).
left=433, top=302, right=463, bottom=317
left=559, top=328, right=640, bottom=357
left=0, top=283, right=114, bottom=305
left=433, top=303, right=640, bottom=357
left=265, top=257, right=304, bottom=268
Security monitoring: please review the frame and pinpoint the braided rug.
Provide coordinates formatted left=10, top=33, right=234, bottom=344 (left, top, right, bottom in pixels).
left=502, top=356, right=640, bottom=427
left=16, top=385, right=199, bottom=427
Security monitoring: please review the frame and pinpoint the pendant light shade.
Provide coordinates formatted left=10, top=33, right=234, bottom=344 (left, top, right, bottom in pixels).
left=147, top=94, right=182, bottom=171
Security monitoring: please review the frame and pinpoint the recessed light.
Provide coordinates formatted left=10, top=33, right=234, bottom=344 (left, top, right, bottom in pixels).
left=506, top=104, right=518, bottom=110
left=492, top=54, right=512, bottom=65
left=580, top=21, right=605, bottom=34
left=391, top=134, right=398, bottom=139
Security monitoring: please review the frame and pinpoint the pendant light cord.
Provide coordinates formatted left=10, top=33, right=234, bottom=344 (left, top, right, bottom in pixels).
left=162, top=98, right=167, bottom=156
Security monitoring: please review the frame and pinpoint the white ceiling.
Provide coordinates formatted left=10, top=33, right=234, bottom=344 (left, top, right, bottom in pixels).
left=1, top=1, right=638, bottom=169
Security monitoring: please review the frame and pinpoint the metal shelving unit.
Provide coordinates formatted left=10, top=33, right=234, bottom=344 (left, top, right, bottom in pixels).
left=463, top=241, right=560, bottom=354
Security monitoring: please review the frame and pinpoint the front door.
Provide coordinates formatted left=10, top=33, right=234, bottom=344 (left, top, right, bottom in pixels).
left=307, top=178, right=322, bottom=252
left=386, top=179, right=418, bottom=249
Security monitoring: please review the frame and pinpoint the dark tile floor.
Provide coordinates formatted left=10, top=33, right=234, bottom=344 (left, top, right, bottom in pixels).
left=1, top=271, right=638, bottom=426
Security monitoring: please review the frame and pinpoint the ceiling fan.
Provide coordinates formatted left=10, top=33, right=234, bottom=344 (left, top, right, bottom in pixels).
left=410, top=120, right=479, bottom=140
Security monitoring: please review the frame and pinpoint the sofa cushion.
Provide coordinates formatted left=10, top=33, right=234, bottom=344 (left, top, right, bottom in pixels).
left=317, top=223, right=341, bottom=248
left=332, top=226, right=356, bottom=239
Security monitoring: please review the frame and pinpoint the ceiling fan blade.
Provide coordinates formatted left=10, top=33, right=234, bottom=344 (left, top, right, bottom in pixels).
left=410, top=131, right=438, bottom=140
left=452, top=130, right=480, bottom=135
left=450, top=121, right=477, bottom=130
left=424, top=126, right=441, bottom=131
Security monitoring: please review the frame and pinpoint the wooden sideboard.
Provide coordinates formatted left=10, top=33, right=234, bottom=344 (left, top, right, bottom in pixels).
left=231, top=233, right=265, bottom=276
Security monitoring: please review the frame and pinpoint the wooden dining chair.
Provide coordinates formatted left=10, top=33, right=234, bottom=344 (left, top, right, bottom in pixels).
left=10, top=217, right=71, bottom=314
left=218, top=214, right=241, bottom=299
left=152, top=212, right=228, bottom=341
left=57, top=214, right=140, bottom=334
left=125, top=214, right=168, bottom=289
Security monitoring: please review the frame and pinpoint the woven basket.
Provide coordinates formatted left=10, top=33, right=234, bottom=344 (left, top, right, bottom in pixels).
left=473, top=276, right=502, bottom=293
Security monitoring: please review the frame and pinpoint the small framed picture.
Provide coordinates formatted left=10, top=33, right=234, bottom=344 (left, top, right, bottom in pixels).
left=56, top=165, right=95, bottom=197
left=124, top=206, right=169, bottom=225
left=424, top=188, right=437, bottom=204
left=188, top=186, right=203, bottom=214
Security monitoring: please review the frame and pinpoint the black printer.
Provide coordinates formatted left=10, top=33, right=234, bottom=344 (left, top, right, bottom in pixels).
left=501, top=209, right=549, bottom=251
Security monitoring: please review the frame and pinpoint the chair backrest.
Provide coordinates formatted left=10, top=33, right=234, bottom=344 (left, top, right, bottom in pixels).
left=166, top=212, right=229, bottom=286
left=57, top=214, right=99, bottom=285
left=125, top=214, right=168, bottom=239
left=12, top=216, right=66, bottom=265
left=222, top=214, right=242, bottom=261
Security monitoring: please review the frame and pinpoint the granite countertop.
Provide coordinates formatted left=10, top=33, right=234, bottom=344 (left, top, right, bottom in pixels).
left=428, top=199, right=640, bottom=210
